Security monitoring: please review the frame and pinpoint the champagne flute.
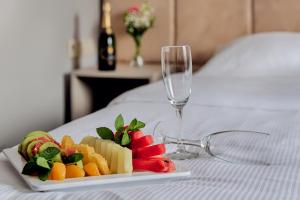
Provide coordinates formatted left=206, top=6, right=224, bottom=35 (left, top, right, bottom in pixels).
left=153, top=121, right=271, bottom=165
left=161, top=45, right=198, bottom=160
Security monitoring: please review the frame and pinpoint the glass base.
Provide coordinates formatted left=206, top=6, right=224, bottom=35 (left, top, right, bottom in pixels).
left=166, top=150, right=199, bottom=160
left=130, top=55, right=144, bottom=68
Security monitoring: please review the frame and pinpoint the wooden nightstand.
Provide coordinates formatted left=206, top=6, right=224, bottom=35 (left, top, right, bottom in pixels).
left=67, top=63, right=162, bottom=121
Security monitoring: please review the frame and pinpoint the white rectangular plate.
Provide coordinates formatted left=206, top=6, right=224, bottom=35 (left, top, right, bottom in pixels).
left=3, top=146, right=191, bottom=192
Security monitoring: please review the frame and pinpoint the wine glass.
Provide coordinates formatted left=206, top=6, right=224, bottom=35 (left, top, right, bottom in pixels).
left=161, top=45, right=198, bottom=160
left=153, top=121, right=272, bottom=165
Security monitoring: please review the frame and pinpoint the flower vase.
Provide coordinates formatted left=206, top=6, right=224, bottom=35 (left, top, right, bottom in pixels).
left=130, top=34, right=144, bottom=68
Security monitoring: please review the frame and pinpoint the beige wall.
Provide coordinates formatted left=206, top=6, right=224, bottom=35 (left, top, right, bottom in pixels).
left=109, top=0, right=252, bottom=65
left=0, top=0, right=99, bottom=149
left=110, top=0, right=300, bottom=65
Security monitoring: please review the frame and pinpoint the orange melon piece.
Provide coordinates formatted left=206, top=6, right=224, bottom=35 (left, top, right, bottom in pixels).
left=66, top=164, right=85, bottom=178
left=84, top=162, right=100, bottom=176
left=50, top=162, right=66, bottom=181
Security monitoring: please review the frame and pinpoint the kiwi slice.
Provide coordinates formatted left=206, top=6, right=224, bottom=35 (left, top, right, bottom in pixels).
left=19, top=131, right=50, bottom=154
left=26, top=140, right=43, bottom=160
left=21, top=135, right=51, bottom=159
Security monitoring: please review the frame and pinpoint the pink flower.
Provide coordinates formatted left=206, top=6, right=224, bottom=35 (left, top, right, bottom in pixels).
left=128, top=6, right=139, bottom=13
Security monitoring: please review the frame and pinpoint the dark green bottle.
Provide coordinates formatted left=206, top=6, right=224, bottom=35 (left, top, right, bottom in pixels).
left=98, top=2, right=116, bottom=70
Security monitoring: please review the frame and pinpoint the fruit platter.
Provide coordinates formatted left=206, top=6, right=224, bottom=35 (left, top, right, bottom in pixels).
left=3, top=115, right=190, bottom=191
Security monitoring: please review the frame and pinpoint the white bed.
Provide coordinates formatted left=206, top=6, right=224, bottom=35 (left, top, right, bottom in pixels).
left=1, top=33, right=300, bottom=199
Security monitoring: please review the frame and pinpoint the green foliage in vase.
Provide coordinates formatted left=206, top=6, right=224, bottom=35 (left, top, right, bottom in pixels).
left=123, top=3, right=155, bottom=42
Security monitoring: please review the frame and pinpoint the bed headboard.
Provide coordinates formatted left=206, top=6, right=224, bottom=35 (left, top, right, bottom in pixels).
left=108, top=0, right=300, bottom=65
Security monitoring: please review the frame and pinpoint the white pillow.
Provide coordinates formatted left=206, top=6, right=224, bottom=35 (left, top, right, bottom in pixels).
left=199, top=32, right=300, bottom=77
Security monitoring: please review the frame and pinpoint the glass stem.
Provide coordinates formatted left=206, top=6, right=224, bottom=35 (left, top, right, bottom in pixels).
left=175, top=106, right=186, bottom=153
left=134, top=35, right=141, bottom=59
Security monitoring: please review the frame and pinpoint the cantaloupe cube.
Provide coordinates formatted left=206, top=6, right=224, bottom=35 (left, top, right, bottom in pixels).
left=83, top=162, right=100, bottom=176
left=66, top=164, right=85, bottom=178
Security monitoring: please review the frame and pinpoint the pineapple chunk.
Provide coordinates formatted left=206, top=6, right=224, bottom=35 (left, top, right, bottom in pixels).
left=61, top=135, right=75, bottom=149
left=90, top=153, right=110, bottom=175
left=74, top=144, right=95, bottom=164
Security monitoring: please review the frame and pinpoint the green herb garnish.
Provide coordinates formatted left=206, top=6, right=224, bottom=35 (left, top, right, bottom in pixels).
left=22, top=147, right=61, bottom=181
left=62, top=153, right=83, bottom=164
left=96, top=127, right=114, bottom=140
left=121, top=130, right=130, bottom=146
left=36, top=157, right=50, bottom=169
left=128, top=118, right=137, bottom=130
left=115, top=114, right=125, bottom=132
left=96, top=114, right=145, bottom=147
left=22, top=160, right=37, bottom=175
left=38, top=170, right=51, bottom=181
left=133, top=120, right=145, bottom=131
left=39, top=147, right=60, bottom=160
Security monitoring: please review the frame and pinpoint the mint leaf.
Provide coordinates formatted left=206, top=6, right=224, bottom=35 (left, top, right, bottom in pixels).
left=115, top=114, right=124, bottom=132
left=39, top=147, right=60, bottom=160
left=22, top=160, right=37, bottom=175
left=121, top=130, right=131, bottom=146
left=68, top=153, right=83, bottom=163
left=38, top=170, right=50, bottom=181
left=36, top=157, right=50, bottom=169
left=128, top=118, right=137, bottom=130
left=62, top=153, right=83, bottom=164
left=97, top=127, right=114, bottom=140
left=134, top=121, right=145, bottom=130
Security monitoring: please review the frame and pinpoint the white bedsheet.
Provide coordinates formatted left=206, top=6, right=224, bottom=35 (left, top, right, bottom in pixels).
left=1, top=73, right=300, bottom=200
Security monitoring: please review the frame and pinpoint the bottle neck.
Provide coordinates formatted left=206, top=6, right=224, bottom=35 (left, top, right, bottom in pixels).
left=102, top=8, right=112, bottom=34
